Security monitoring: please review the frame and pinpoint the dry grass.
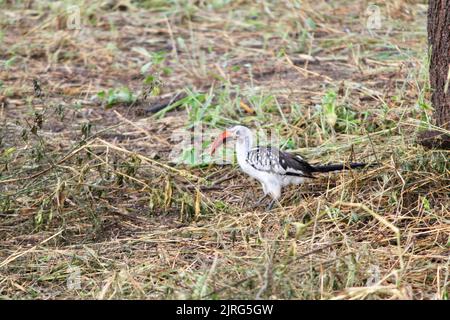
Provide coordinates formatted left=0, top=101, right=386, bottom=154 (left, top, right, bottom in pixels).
left=0, top=0, right=448, bottom=299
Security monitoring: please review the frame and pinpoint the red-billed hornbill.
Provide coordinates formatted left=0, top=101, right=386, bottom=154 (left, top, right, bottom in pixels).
left=210, top=125, right=371, bottom=210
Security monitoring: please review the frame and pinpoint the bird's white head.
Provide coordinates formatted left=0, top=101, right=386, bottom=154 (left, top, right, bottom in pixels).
left=210, top=125, right=252, bottom=155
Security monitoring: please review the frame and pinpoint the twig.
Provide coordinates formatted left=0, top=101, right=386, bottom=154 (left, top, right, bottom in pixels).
left=334, top=201, right=404, bottom=271
left=202, top=242, right=338, bottom=298
left=0, top=229, right=63, bottom=269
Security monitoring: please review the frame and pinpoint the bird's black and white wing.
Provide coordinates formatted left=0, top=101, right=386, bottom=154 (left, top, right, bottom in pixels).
left=245, top=146, right=316, bottom=178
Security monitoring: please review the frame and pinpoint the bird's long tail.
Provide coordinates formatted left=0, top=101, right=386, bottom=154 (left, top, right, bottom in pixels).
left=312, top=162, right=372, bottom=173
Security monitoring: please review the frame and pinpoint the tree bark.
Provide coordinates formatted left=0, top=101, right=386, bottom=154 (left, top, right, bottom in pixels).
left=419, top=0, right=450, bottom=149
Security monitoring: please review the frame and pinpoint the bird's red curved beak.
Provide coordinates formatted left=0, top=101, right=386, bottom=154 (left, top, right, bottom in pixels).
left=210, top=130, right=232, bottom=155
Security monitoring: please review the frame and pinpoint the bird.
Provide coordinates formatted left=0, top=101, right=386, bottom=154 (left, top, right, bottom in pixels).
left=210, top=125, right=373, bottom=210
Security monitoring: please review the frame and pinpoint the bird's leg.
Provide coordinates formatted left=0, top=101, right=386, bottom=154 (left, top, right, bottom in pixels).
left=266, top=185, right=281, bottom=211
left=254, top=194, right=268, bottom=207
left=266, top=199, right=283, bottom=211
left=266, top=199, right=276, bottom=211
left=251, top=194, right=269, bottom=210
left=251, top=182, right=270, bottom=209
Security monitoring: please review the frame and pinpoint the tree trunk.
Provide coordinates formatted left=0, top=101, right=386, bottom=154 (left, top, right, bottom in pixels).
left=419, top=0, right=450, bottom=149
